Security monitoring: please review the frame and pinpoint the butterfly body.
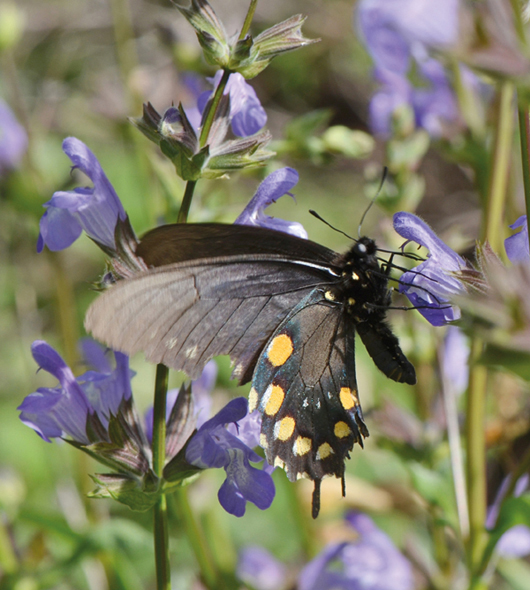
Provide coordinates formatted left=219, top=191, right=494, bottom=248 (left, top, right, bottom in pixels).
left=85, top=223, right=415, bottom=516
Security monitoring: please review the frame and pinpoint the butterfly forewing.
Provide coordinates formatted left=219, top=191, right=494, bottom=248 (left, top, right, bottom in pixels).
left=85, top=254, right=337, bottom=381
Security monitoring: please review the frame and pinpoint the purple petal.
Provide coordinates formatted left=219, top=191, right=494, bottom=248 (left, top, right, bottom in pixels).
left=235, top=168, right=307, bottom=238
left=18, top=389, right=69, bottom=442
left=31, top=341, right=77, bottom=387
left=412, top=59, right=458, bottom=137
left=505, top=215, right=530, bottom=263
left=298, top=543, right=349, bottom=590
left=196, top=397, right=248, bottom=433
left=38, top=138, right=126, bottom=252
left=357, top=0, right=459, bottom=56
left=342, top=512, right=414, bottom=590
left=79, top=349, right=133, bottom=423
left=227, top=74, right=267, bottom=137
left=227, top=410, right=262, bottom=449
left=393, top=212, right=465, bottom=269
left=0, top=100, right=28, bottom=175
left=218, top=476, right=247, bottom=517
left=369, top=68, right=412, bottom=136
left=237, top=546, right=287, bottom=590
left=496, top=525, right=530, bottom=558
left=37, top=208, right=83, bottom=253
left=359, top=20, right=411, bottom=74
left=19, top=341, right=92, bottom=444
left=218, top=448, right=275, bottom=516
left=394, top=212, right=465, bottom=325
left=79, top=337, right=112, bottom=373
left=209, top=72, right=267, bottom=137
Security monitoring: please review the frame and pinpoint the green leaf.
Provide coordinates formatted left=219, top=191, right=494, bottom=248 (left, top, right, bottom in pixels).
left=89, top=474, right=160, bottom=512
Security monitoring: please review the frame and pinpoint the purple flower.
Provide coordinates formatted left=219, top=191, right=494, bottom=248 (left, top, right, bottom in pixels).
left=505, top=215, right=530, bottom=264
left=299, top=512, right=414, bottom=590
left=358, top=0, right=459, bottom=69
left=393, top=211, right=466, bottom=326
left=18, top=340, right=132, bottom=444
left=357, top=0, right=463, bottom=137
left=369, top=68, right=412, bottom=136
left=0, top=99, right=27, bottom=176
left=487, top=475, right=530, bottom=559
left=235, top=167, right=307, bottom=238
left=237, top=546, right=288, bottom=590
left=185, top=397, right=275, bottom=517
left=37, top=137, right=127, bottom=253
left=200, top=71, right=267, bottom=137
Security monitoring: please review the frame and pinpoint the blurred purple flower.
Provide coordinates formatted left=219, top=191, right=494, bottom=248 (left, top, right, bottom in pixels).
left=37, top=137, right=127, bottom=253
left=186, top=397, right=275, bottom=516
left=357, top=0, right=463, bottom=137
left=0, top=99, right=27, bottom=176
left=393, top=212, right=466, bottom=326
left=18, top=340, right=132, bottom=444
left=299, top=512, right=414, bottom=590
left=505, top=215, right=530, bottom=264
left=201, top=71, right=267, bottom=137
left=487, top=475, right=530, bottom=559
left=237, top=546, right=288, bottom=590
left=144, top=360, right=218, bottom=441
left=235, top=167, right=307, bottom=238
left=441, top=326, right=469, bottom=396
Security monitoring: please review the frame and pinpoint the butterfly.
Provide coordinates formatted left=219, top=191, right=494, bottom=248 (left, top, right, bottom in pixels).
left=85, top=223, right=416, bottom=517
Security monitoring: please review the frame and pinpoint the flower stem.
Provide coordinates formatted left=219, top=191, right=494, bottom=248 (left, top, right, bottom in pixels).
left=177, top=180, right=197, bottom=224
left=483, top=82, right=514, bottom=251
left=199, top=69, right=231, bottom=148
left=465, top=339, right=488, bottom=587
left=239, top=0, right=258, bottom=41
left=152, top=363, right=170, bottom=590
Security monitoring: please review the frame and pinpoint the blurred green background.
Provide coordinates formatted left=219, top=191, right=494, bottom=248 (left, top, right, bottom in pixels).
left=0, top=0, right=496, bottom=588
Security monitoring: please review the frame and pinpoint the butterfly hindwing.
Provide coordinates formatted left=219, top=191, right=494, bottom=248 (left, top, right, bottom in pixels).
left=249, top=289, right=369, bottom=515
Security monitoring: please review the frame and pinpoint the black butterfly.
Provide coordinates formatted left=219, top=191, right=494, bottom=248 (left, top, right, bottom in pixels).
left=85, top=223, right=416, bottom=517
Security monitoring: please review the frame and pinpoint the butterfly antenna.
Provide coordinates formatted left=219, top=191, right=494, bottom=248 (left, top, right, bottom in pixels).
left=358, top=166, right=388, bottom=238
left=309, top=210, right=354, bottom=240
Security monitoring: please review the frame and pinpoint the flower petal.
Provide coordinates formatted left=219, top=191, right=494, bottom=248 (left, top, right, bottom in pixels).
left=505, top=215, right=530, bottom=263
left=38, top=138, right=127, bottom=252
left=235, top=168, right=307, bottom=238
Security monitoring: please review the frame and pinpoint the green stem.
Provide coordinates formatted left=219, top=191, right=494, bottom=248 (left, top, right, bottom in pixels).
left=154, top=495, right=170, bottom=590
left=199, top=69, right=231, bottom=148
left=517, top=103, right=530, bottom=242
left=172, top=488, right=220, bottom=590
left=177, top=180, right=197, bottom=224
left=465, top=339, right=488, bottom=586
left=239, top=0, right=258, bottom=41
left=483, top=82, right=514, bottom=250
left=152, top=364, right=170, bottom=590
